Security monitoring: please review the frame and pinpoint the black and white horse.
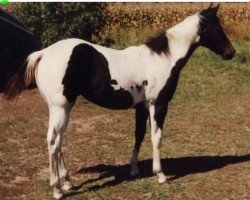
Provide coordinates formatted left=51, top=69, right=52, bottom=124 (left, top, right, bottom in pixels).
left=4, top=4, right=235, bottom=199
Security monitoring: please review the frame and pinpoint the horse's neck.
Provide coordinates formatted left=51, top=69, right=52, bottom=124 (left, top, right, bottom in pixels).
left=166, top=34, right=198, bottom=69
left=166, top=14, right=200, bottom=64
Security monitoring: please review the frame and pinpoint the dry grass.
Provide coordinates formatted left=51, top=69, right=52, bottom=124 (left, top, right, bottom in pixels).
left=0, top=41, right=249, bottom=200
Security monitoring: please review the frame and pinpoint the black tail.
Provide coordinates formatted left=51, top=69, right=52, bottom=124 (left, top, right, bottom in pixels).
left=3, top=60, right=28, bottom=100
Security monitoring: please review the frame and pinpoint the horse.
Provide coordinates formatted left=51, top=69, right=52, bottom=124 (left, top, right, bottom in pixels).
left=4, top=4, right=235, bottom=199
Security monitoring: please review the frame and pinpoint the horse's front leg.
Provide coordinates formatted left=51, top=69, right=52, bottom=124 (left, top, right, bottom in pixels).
left=58, top=149, right=73, bottom=191
left=148, top=102, right=168, bottom=183
left=130, top=103, right=149, bottom=176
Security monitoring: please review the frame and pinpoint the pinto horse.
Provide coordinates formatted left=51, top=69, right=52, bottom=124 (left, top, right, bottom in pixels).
left=4, top=4, right=235, bottom=199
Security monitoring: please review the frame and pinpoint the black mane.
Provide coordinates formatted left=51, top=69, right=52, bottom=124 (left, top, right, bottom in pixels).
left=145, top=32, right=168, bottom=55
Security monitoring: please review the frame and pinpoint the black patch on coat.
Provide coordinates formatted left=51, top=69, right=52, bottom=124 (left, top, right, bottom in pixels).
left=156, top=43, right=198, bottom=104
left=134, top=103, right=149, bottom=152
left=62, top=43, right=134, bottom=109
left=136, top=84, right=142, bottom=92
left=154, top=43, right=199, bottom=128
left=145, top=32, right=169, bottom=55
left=154, top=104, right=168, bottom=129
left=110, top=79, right=118, bottom=85
left=142, top=80, right=148, bottom=86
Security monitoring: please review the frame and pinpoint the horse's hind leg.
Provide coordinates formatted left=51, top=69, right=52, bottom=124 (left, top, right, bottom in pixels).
left=47, top=105, right=71, bottom=199
left=130, top=103, right=148, bottom=176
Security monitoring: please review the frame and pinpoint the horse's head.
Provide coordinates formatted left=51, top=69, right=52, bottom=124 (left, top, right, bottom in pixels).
left=198, top=4, right=235, bottom=60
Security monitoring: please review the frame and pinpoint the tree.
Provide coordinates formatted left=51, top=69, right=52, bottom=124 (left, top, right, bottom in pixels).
left=13, top=3, right=108, bottom=47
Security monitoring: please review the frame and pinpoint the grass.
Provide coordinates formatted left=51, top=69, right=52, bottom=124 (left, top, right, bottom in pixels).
left=0, top=36, right=250, bottom=199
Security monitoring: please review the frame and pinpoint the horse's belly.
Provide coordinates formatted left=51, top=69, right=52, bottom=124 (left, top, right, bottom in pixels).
left=81, top=85, right=134, bottom=110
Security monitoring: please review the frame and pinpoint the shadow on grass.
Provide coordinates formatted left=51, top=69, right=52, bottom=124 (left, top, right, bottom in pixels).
left=65, top=154, right=250, bottom=198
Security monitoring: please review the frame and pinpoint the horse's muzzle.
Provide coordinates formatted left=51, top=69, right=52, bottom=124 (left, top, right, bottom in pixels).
left=222, top=47, right=236, bottom=60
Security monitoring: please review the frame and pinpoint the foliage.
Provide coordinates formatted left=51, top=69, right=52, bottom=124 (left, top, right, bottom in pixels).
left=9, top=3, right=250, bottom=47
left=13, top=3, right=108, bottom=47
left=99, top=3, right=250, bottom=43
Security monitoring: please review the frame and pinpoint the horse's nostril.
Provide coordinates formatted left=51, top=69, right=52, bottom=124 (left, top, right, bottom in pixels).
left=222, top=52, right=234, bottom=60
left=230, top=49, right=236, bottom=58
left=222, top=47, right=236, bottom=60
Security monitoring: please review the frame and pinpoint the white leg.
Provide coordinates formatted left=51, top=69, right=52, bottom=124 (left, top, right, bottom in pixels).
left=59, top=150, right=73, bottom=191
left=47, top=106, right=70, bottom=199
left=149, top=104, right=167, bottom=184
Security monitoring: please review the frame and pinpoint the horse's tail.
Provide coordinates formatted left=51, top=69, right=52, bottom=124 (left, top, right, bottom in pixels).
left=25, top=51, right=43, bottom=88
left=4, top=50, right=43, bottom=100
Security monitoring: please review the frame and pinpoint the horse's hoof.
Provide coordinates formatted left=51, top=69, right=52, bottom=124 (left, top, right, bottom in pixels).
left=130, top=168, right=139, bottom=177
left=62, top=181, right=73, bottom=191
left=54, top=191, right=63, bottom=199
left=157, top=172, right=167, bottom=184
left=158, top=177, right=167, bottom=184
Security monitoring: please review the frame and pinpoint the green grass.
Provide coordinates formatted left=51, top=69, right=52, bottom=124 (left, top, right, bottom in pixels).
left=0, top=37, right=249, bottom=200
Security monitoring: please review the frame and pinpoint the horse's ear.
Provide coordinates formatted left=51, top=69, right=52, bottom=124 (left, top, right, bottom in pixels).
left=210, top=3, right=220, bottom=15
left=216, top=3, right=220, bottom=11
left=208, top=2, right=213, bottom=9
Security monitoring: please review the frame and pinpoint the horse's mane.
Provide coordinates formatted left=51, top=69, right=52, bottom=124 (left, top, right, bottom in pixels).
left=145, top=32, right=169, bottom=55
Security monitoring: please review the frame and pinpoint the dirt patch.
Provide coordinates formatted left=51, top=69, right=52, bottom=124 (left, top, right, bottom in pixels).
left=11, top=176, right=30, bottom=184
left=8, top=139, right=22, bottom=145
left=36, top=167, right=49, bottom=181
left=70, top=115, right=112, bottom=133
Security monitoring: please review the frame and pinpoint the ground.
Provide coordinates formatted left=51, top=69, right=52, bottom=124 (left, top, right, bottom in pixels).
left=0, top=41, right=249, bottom=199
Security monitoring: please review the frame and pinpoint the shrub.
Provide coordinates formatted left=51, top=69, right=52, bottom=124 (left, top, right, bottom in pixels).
left=13, top=3, right=108, bottom=47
